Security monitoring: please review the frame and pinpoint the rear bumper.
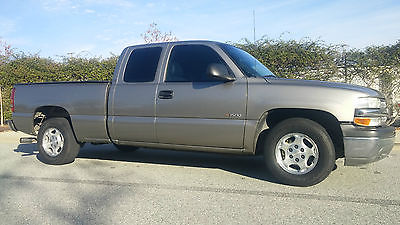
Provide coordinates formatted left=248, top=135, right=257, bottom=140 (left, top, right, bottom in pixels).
left=7, top=120, right=18, bottom=132
left=341, top=124, right=395, bottom=166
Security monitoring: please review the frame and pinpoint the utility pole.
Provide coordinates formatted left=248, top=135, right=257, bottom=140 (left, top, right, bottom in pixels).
left=0, top=87, right=3, bottom=126
left=253, top=10, right=256, bottom=43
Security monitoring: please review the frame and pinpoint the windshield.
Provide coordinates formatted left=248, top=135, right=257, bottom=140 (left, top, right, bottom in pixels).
left=219, top=44, right=276, bottom=78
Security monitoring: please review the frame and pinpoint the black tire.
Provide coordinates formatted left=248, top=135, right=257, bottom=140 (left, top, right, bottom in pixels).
left=114, top=144, right=138, bottom=152
left=37, top=118, right=80, bottom=165
left=263, top=118, right=335, bottom=186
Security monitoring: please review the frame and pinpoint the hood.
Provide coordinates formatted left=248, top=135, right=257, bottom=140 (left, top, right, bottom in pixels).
left=265, top=77, right=382, bottom=97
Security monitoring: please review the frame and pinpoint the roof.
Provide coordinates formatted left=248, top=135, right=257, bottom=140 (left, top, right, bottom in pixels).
left=126, top=40, right=226, bottom=49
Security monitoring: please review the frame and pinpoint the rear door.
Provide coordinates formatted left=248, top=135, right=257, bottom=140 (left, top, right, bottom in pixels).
left=156, top=43, right=247, bottom=148
left=108, top=45, right=165, bottom=143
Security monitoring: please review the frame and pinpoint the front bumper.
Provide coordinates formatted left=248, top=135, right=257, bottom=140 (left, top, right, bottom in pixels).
left=341, top=124, right=395, bottom=166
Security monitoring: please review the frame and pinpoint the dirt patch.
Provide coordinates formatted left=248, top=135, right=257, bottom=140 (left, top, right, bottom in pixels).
left=0, top=125, right=10, bottom=132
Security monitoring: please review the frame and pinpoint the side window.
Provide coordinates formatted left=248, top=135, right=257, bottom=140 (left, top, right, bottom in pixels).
left=166, top=45, right=229, bottom=82
left=123, top=47, right=162, bottom=82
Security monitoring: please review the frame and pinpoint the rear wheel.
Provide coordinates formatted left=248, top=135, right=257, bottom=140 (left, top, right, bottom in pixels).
left=264, top=118, right=335, bottom=186
left=37, top=118, right=80, bottom=165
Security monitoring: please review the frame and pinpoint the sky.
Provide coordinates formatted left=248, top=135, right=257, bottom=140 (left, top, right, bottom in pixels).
left=0, top=0, right=399, bottom=58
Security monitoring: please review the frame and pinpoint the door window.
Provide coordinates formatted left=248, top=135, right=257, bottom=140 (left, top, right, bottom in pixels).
left=123, top=47, right=162, bottom=82
left=166, top=45, right=229, bottom=82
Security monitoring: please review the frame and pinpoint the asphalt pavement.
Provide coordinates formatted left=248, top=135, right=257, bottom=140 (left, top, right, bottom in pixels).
left=1, top=131, right=400, bottom=225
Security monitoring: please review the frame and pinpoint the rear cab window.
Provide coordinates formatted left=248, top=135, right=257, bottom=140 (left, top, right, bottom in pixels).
left=123, top=47, right=162, bottom=82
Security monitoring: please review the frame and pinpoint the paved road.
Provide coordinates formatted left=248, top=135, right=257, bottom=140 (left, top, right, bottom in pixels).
left=1, top=131, right=400, bottom=225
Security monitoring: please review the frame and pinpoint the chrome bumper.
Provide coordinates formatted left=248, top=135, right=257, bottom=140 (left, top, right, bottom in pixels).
left=341, top=124, right=395, bottom=166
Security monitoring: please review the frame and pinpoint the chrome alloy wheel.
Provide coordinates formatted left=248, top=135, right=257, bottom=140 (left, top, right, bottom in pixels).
left=42, top=128, right=64, bottom=157
left=275, top=133, right=319, bottom=175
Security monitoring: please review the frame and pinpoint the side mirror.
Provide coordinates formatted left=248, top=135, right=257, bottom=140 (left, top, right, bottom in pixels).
left=207, top=63, right=235, bottom=82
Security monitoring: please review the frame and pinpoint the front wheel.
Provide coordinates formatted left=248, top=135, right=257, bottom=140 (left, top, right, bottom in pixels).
left=37, top=118, right=80, bottom=165
left=263, top=118, right=335, bottom=186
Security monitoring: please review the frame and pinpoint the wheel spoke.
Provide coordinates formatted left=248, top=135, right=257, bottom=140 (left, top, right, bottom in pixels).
left=278, top=140, right=290, bottom=151
left=293, top=134, right=303, bottom=147
left=304, top=146, right=317, bottom=158
left=297, top=157, right=310, bottom=172
left=283, top=157, right=295, bottom=167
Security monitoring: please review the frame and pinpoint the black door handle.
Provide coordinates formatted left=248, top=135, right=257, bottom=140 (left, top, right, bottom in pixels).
left=158, top=90, right=174, bottom=99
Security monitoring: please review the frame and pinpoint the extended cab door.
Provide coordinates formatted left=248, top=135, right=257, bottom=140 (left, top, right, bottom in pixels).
left=156, top=43, right=247, bottom=148
left=108, top=45, right=165, bottom=143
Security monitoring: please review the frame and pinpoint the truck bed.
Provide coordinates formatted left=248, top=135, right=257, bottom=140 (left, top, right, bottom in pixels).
left=13, top=81, right=110, bottom=142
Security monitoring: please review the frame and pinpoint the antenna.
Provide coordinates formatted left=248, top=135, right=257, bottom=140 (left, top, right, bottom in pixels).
left=253, top=10, right=256, bottom=43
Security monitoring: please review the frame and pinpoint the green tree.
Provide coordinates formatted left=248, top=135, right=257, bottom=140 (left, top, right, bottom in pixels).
left=234, top=38, right=400, bottom=113
left=233, top=37, right=338, bottom=81
left=345, top=41, right=400, bottom=111
left=1, top=34, right=400, bottom=121
left=0, top=51, right=118, bottom=120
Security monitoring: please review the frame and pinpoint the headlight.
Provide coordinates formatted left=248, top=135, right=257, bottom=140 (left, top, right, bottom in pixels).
left=354, top=97, right=388, bottom=127
left=356, top=97, right=386, bottom=109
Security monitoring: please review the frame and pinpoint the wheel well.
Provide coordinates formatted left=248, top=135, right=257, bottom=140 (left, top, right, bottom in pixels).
left=255, top=108, right=344, bottom=159
left=33, top=106, right=72, bottom=135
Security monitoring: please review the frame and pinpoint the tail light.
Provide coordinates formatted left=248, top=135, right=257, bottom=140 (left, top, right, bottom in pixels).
left=11, top=88, right=15, bottom=113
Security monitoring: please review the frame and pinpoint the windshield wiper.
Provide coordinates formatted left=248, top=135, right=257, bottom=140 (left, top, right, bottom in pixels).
left=261, top=74, right=276, bottom=83
left=263, top=74, right=276, bottom=78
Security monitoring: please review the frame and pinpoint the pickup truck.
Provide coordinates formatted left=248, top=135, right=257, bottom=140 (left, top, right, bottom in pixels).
left=9, top=40, right=395, bottom=186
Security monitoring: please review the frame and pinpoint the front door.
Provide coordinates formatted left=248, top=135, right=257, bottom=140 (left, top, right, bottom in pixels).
left=156, top=44, right=247, bottom=148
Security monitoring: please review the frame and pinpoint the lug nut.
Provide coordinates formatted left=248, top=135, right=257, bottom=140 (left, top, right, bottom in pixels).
left=289, top=148, right=293, bottom=152
left=294, top=145, right=298, bottom=149
left=300, top=148, right=304, bottom=152
left=295, top=158, right=299, bottom=162
left=301, top=155, right=305, bottom=159
left=289, top=155, right=293, bottom=158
